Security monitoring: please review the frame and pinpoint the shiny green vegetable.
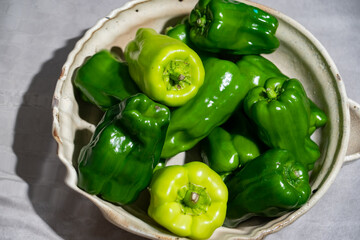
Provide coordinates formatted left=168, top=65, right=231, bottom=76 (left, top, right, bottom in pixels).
left=161, top=57, right=251, bottom=158
left=73, top=50, right=138, bottom=110
left=189, top=0, right=280, bottom=55
left=77, top=93, right=170, bottom=205
left=148, top=161, right=228, bottom=239
left=165, top=17, right=194, bottom=48
left=225, top=149, right=311, bottom=227
left=201, top=126, right=263, bottom=176
left=201, top=127, right=239, bottom=175
left=236, top=55, right=288, bottom=89
left=244, top=77, right=321, bottom=170
left=236, top=55, right=327, bottom=134
left=232, top=134, right=262, bottom=165
left=124, top=28, right=204, bottom=107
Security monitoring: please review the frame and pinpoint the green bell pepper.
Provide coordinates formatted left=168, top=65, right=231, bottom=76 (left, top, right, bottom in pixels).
left=124, top=28, right=205, bottom=107
left=232, top=134, right=262, bottom=165
left=236, top=55, right=327, bottom=134
left=148, top=161, right=228, bottom=239
left=224, top=149, right=311, bottom=227
left=77, top=93, right=170, bottom=205
left=161, top=57, right=251, bottom=158
left=201, top=127, right=239, bottom=175
left=188, top=0, right=280, bottom=55
left=73, top=50, right=139, bottom=111
left=201, top=126, right=263, bottom=176
left=244, top=77, right=321, bottom=170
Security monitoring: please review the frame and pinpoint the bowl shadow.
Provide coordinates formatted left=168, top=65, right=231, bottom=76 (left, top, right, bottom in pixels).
left=12, top=32, right=144, bottom=240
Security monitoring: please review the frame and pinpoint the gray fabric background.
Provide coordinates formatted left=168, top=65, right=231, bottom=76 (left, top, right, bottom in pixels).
left=0, top=0, right=359, bottom=239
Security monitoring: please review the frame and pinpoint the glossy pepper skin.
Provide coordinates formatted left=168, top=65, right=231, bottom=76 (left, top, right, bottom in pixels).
left=236, top=55, right=328, bottom=134
left=244, top=77, right=321, bottom=170
left=236, top=55, right=288, bottom=89
left=77, top=93, right=170, bottom=205
left=201, top=127, right=262, bottom=176
left=124, top=28, right=204, bottom=107
left=309, top=99, right=328, bottom=135
left=160, top=57, right=251, bottom=159
left=232, top=134, right=263, bottom=165
left=224, top=149, right=311, bottom=227
left=148, top=161, right=228, bottom=239
left=201, top=127, right=239, bottom=175
left=188, top=0, right=280, bottom=55
left=73, top=50, right=139, bottom=111
left=165, top=18, right=194, bottom=48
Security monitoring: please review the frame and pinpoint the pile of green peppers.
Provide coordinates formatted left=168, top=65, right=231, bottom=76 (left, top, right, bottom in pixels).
left=73, top=0, right=327, bottom=239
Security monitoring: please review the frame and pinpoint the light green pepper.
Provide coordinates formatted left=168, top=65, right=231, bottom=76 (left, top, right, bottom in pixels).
left=125, top=28, right=205, bottom=107
left=148, top=161, right=228, bottom=239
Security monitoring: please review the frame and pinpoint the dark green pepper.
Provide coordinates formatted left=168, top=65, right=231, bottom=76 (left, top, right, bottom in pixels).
left=201, top=127, right=240, bottom=175
left=160, top=57, right=251, bottom=159
left=77, top=93, right=170, bottom=205
left=73, top=50, right=138, bottom=111
left=224, top=149, right=311, bottom=227
left=244, top=77, right=320, bottom=170
left=188, top=0, right=280, bottom=55
left=236, top=55, right=327, bottom=134
left=232, top=134, right=263, bottom=166
left=201, top=126, right=263, bottom=176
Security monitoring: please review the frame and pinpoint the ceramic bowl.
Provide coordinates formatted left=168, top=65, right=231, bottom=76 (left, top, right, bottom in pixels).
left=52, top=0, right=360, bottom=239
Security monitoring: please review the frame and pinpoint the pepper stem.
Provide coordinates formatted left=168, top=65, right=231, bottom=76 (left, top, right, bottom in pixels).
left=191, top=192, right=199, bottom=203
left=196, top=17, right=206, bottom=28
left=284, top=161, right=306, bottom=189
left=193, top=8, right=207, bottom=31
left=183, top=190, right=199, bottom=208
left=163, top=59, right=191, bottom=91
left=265, top=87, right=278, bottom=100
left=177, top=183, right=211, bottom=216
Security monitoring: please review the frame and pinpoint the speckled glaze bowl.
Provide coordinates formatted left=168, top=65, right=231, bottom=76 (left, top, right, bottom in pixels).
left=52, top=0, right=360, bottom=239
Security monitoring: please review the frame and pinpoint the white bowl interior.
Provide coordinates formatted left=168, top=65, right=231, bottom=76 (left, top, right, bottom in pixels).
left=52, top=0, right=350, bottom=239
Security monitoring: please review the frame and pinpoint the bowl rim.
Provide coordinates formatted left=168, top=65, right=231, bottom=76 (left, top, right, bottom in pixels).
left=51, top=0, right=351, bottom=239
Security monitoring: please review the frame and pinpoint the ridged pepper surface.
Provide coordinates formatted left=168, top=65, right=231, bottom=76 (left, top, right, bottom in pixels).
left=224, top=149, right=311, bottom=227
left=243, top=77, right=321, bottom=170
left=201, top=126, right=263, bottom=177
left=77, top=93, right=170, bottom=205
left=73, top=50, right=138, bottom=110
left=188, top=0, right=280, bottom=55
left=236, top=55, right=327, bottom=134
